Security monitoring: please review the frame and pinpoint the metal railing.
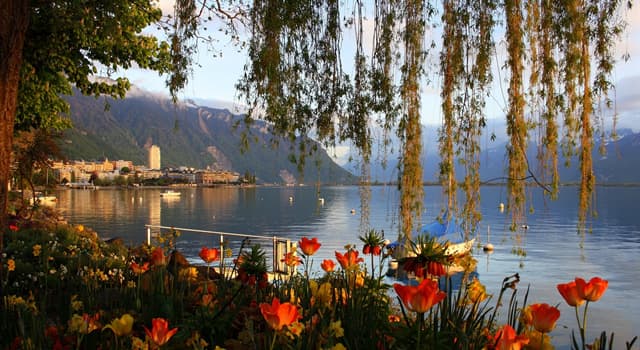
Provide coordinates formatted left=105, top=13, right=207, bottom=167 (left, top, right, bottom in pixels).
left=144, top=224, right=294, bottom=274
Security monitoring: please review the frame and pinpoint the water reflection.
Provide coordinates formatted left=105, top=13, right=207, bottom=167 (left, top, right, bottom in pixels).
left=53, top=185, right=639, bottom=347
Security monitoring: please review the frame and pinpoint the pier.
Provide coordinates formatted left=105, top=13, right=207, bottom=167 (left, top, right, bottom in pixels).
left=144, top=224, right=296, bottom=277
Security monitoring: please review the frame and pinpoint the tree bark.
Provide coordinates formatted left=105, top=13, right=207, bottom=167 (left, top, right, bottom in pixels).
left=0, top=0, right=30, bottom=289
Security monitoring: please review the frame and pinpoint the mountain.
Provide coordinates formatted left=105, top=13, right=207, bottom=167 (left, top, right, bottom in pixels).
left=58, top=90, right=356, bottom=185
left=340, top=124, right=640, bottom=184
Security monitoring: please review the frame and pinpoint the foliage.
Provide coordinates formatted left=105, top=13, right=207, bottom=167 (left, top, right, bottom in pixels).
left=11, top=129, right=62, bottom=200
left=15, top=0, right=172, bottom=132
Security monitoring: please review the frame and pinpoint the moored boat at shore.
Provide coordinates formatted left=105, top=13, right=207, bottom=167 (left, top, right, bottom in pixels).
left=160, top=190, right=182, bottom=197
left=386, top=212, right=475, bottom=277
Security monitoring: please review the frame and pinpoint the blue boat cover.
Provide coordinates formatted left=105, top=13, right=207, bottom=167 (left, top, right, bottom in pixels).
left=387, top=211, right=464, bottom=249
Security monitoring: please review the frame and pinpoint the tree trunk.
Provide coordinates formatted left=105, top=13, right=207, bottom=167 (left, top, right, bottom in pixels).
left=0, top=0, right=30, bottom=289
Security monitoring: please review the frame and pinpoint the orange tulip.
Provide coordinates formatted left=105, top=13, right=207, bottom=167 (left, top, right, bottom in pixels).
left=130, top=262, right=150, bottom=275
left=528, top=303, right=560, bottom=333
left=282, top=252, right=301, bottom=267
left=321, top=259, right=336, bottom=272
left=144, top=318, right=178, bottom=347
left=393, top=279, right=446, bottom=313
left=259, top=297, right=301, bottom=331
left=557, top=280, right=585, bottom=307
left=488, top=324, right=529, bottom=350
left=335, top=250, right=364, bottom=270
left=150, top=247, right=166, bottom=266
left=575, top=277, right=608, bottom=302
left=299, top=237, right=321, bottom=256
left=199, top=247, right=220, bottom=264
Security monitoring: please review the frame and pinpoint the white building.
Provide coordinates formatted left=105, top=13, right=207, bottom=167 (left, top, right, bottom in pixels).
left=148, top=145, right=161, bottom=170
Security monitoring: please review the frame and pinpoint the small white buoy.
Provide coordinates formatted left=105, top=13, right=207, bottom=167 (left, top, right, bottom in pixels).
left=318, top=198, right=325, bottom=205
left=350, top=209, right=356, bottom=214
left=499, top=202, right=505, bottom=213
left=289, top=196, right=294, bottom=202
left=521, top=224, right=529, bottom=230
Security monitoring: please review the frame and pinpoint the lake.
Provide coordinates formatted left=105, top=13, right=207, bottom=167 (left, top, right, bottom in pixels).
left=52, top=185, right=639, bottom=348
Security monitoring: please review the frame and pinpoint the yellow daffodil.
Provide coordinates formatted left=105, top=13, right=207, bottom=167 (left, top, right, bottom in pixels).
left=186, top=331, right=209, bottom=349
left=131, top=336, right=148, bottom=350
left=467, top=277, right=489, bottom=304
left=330, top=320, right=344, bottom=338
left=7, top=259, right=15, bottom=272
left=286, top=321, right=304, bottom=339
left=32, top=244, right=42, bottom=257
left=355, top=272, right=365, bottom=288
left=316, top=282, right=333, bottom=307
left=523, top=329, right=554, bottom=350
left=179, top=266, right=199, bottom=282
left=70, top=295, right=83, bottom=312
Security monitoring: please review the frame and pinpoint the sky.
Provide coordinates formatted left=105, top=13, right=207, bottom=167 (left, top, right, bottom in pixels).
left=118, top=1, right=640, bottom=133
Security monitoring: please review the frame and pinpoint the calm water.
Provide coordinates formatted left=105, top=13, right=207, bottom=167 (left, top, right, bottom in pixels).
left=53, top=185, right=640, bottom=348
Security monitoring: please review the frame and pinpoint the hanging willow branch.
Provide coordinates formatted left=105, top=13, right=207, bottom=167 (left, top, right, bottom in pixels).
left=167, top=0, right=630, bottom=237
left=504, top=0, right=528, bottom=229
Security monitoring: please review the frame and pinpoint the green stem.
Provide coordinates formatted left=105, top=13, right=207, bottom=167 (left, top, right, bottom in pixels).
left=136, top=274, right=142, bottom=310
left=269, top=332, right=277, bottom=350
left=417, top=312, right=424, bottom=349
left=581, top=301, right=590, bottom=350
left=205, top=264, right=210, bottom=293
left=370, top=253, right=374, bottom=278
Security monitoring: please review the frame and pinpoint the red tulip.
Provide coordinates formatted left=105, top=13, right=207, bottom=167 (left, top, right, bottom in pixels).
left=299, top=237, right=321, bottom=256
left=335, top=250, right=364, bottom=270
left=528, top=303, right=560, bottom=333
left=199, top=247, right=220, bottom=264
left=488, top=324, right=529, bottom=350
left=321, top=259, right=336, bottom=273
left=144, top=318, right=178, bottom=347
left=259, top=297, right=301, bottom=331
left=557, top=280, right=585, bottom=307
left=393, top=279, right=446, bottom=313
left=575, top=277, right=608, bottom=302
left=150, top=247, right=166, bottom=266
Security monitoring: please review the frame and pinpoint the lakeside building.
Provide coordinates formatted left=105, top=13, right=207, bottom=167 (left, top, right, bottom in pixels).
left=48, top=155, right=238, bottom=186
left=195, top=170, right=240, bottom=185
left=148, top=145, right=161, bottom=170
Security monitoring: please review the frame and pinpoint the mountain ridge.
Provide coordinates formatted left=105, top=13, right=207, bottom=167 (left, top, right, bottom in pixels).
left=59, top=91, right=356, bottom=185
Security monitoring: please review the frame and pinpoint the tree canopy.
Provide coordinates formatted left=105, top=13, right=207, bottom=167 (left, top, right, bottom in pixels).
left=171, top=0, right=631, bottom=237
left=0, top=0, right=172, bottom=268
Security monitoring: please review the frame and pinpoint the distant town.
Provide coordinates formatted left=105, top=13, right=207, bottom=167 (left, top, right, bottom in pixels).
left=50, top=145, right=245, bottom=187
